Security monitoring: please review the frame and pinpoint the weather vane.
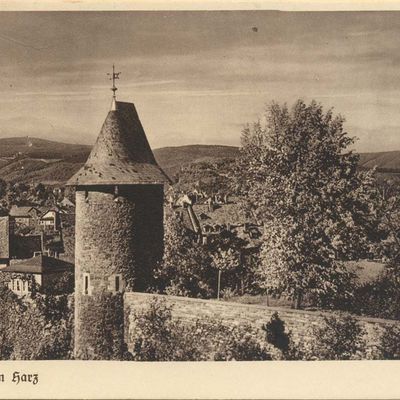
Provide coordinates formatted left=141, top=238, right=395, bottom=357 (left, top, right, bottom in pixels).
left=107, top=64, right=121, bottom=100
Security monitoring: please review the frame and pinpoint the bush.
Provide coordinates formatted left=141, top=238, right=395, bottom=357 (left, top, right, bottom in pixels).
left=130, top=298, right=205, bottom=361
left=213, top=324, right=271, bottom=361
left=306, top=314, right=366, bottom=360
left=380, top=324, right=400, bottom=360
left=262, top=312, right=290, bottom=354
left=350, top=271, right=400, bottom=320
left=129, top=297, right=272, bottom=361
left=77, top=292, right=131, bottom=360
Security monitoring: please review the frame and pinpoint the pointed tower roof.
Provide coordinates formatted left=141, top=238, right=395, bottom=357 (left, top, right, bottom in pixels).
left=67, top=101, right=170, bottom=186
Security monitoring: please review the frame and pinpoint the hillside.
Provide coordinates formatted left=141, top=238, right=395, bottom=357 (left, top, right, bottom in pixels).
left=358, top=151, right=400, bottom=172
left=1, top=136, right=400, bottom=185
left=0, top=138, right=239, bottom=184
left=154, top=145, right=239, bottom=179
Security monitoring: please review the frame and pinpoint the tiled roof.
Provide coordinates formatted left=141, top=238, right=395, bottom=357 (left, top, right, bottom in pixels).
left=67, top=101, right=170, bottom=186
left=2, top=255, right=73, bottom=274
left=9, top=206, right=38, bottom=218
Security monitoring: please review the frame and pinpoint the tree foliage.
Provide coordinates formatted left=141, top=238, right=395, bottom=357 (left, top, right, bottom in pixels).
left=0, top=286, right=73, bottom=360
left=154, top=213, right=215, bottom=298
left=305, top=314, right=366, bottom=360
left=233, top=100, right=378, bottom=307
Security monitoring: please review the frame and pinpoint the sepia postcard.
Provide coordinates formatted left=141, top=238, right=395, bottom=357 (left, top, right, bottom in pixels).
left=0, top=0, right=400, bottom=398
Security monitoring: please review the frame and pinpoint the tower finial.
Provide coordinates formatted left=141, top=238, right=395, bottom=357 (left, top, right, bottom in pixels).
left=107, top=64, right=121, bottom=110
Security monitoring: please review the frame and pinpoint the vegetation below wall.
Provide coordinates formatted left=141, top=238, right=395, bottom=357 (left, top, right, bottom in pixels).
left=0, top=286, right=73, bottom=360
left=126, top=297, right=400, bottom=361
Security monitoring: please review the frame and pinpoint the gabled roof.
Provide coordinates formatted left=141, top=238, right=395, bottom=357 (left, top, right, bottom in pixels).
left=60, top=197, right=75, bottom=207
left=67, top=101, right=170, bottom=186
left=9, top=206, right=39, bottom=218
left=2, top=255, right=73, bottom=275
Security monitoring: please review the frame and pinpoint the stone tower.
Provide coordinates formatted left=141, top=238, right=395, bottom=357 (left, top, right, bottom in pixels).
left=67, top=87, right=169, bottom=359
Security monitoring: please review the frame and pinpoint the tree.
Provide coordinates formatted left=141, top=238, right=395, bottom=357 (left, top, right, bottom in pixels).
left=0, top=286, right=73, bottom=360
left=233, top=100, right=378, bottom=308
left=211, top=247, right=240, bottom=299
left=0, top=179, right=6, bottom=199
left=154, top=213, right=215, bottom=298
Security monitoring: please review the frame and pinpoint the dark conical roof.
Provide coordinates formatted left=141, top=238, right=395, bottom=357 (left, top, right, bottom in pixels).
left=67, top=101, right=170, bottom=185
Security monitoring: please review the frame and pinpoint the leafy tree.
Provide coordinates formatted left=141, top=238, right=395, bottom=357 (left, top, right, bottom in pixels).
left=211, top=247, right=240, bottom=299
left=0, top=286, right=73, bottom=360
left=153, top=213, right=215, bottom=298
left=232, top=100, right=378, bottom=308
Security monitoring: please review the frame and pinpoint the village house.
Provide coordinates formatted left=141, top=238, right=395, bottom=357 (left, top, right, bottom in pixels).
left=1, top=254, right=73, bottom=295
left=39, top=208, right=61, bottom=231
left=9, top=205, right=41, bottom=227
left=59, top=197, right=75, bottom=209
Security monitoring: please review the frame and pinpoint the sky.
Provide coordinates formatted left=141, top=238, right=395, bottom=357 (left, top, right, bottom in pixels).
left=0, top=11, right=400, bottom=151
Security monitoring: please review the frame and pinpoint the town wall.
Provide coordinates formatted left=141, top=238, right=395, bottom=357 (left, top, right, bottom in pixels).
left=124, top=292, right=400, bottom=356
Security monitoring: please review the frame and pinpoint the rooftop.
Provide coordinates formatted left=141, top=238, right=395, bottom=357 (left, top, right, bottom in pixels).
left=2, top=255, right=73, bottom=274
left=9, top=206, right=39, bottom=218
left=67, top=101, right=170, bottom=186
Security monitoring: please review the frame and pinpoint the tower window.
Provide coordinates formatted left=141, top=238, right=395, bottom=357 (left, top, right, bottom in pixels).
left=83, top=273, right=91, bottom=295
left=108, top=274, right=123, bottom=293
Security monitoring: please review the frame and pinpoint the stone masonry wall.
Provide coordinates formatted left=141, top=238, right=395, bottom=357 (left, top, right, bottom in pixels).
left=74, top=185, right=164, bottom=359
left=124, top=292, right=400, bottom=356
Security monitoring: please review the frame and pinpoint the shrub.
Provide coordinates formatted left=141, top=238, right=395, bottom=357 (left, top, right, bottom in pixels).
left=129, top=297, right=272, bottom=361
left=77, top=292, right=131, bottom=360
left=130, top=298, right=205, bottom=361
left=380, top=324, right=400, bottom=360
left=262, top=312, right=290, bottom=354
left=306, top=314, right=366, bottom=360
left=213, top=323, right=271, bottom=361
left=350, top=272, right=400, bottom=320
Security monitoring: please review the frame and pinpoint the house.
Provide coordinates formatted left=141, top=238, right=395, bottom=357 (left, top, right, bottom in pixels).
left=176, top=194, right=192, bottom=207
left=1, top=254, right=73, bottom=295
left=39, top=208, right=60, bottom=231
left=59, top=197, right=75, bottom=209
left=9, top=206, right=41, bottom=227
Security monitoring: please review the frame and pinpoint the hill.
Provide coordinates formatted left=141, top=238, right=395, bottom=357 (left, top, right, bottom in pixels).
left=1, top=136, right=400, bottom=184
left=154, top=145, right=239, bottom=179
left=358, top=151, right=400, bottom=172
left=0, top=138, right=239, bottom=184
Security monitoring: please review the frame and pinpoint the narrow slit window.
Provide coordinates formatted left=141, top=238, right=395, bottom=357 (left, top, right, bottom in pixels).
left=16, top=280, right=20, bottom=291
left=84, top=275, right=89, bottom=295
left=115, top=276, right=120, bottom=292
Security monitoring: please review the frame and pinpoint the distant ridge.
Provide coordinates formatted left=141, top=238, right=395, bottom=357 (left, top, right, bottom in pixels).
left=358, top=151, right=400, bottom=172
left=0, top=138, right=239, bottom=184
left=0, top=137, right=399, bottom=184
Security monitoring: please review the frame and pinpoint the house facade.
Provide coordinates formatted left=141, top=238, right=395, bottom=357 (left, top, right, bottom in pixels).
left=9, top=206, right=41, bottom=227
left=1, top=254, right=73, bottom=295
